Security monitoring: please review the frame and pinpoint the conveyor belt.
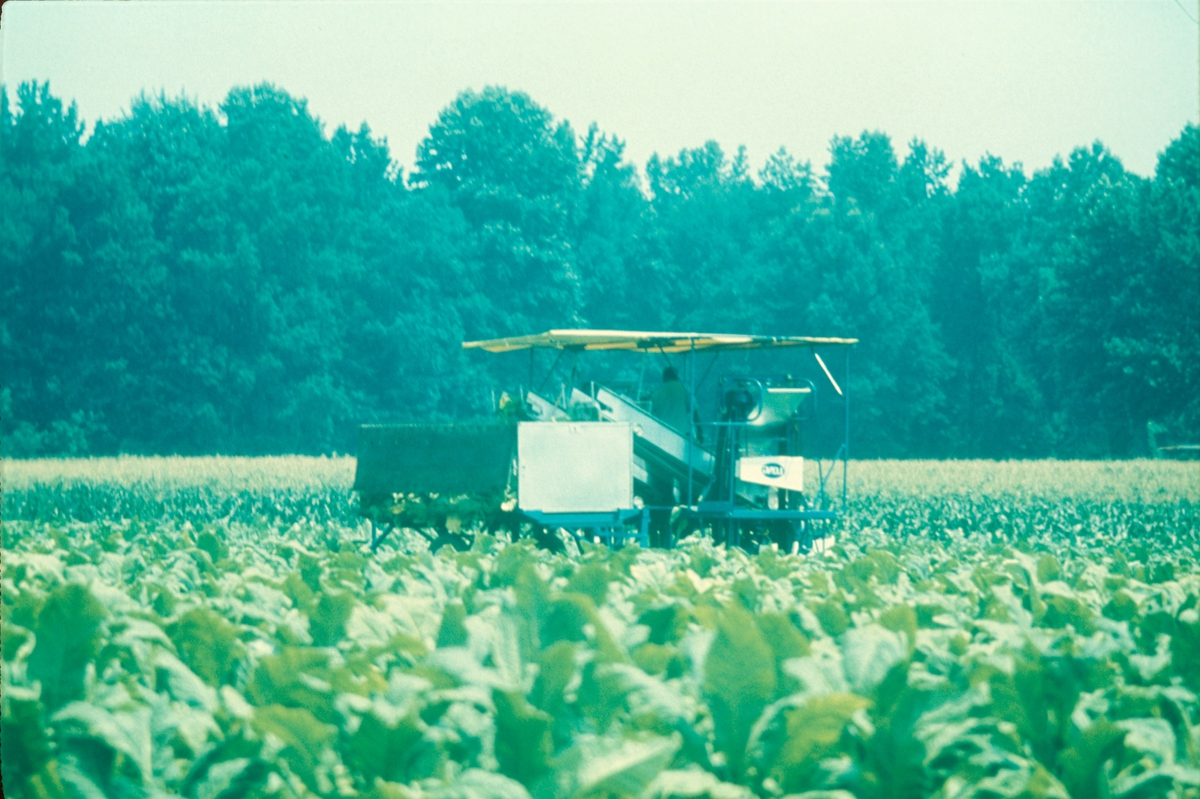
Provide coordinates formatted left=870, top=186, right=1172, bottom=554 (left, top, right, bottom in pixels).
left=584, top=387, right=715, bottom=486
left=525, top=391, right=570, bottom=421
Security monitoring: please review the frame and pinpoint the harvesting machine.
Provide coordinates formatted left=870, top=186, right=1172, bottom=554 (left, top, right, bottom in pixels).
left=354, top=330, right=856, bottom=551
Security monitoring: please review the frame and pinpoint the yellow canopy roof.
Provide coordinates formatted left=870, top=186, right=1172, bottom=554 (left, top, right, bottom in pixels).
left=462, top=329, right=858, bottom=353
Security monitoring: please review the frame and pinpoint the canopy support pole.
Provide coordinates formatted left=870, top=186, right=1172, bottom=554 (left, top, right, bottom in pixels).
left=687, top=339, right=696, bottom=507
left=536, top=348, right=567, bottom=394
left=843, top=347, right=850, bottom=512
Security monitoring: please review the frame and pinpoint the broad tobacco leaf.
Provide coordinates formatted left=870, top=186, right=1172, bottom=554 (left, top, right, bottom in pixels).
left=703, top=605, right=776, bottom=778
left=767, top=693, right=870, bottom=793
left=545, top=733, right=680, bottom=799
left=841, top=624, right=907, bottom=695
left=28, top=583, right=107, bottom=712
left=493, top=689, right=554, bottom=785
left=644, top=768, right=754, bottom=798
left=168, top=606, right=244, bottom=687
left=343, top=696, right=426, bottom=784
left=52, top=701, right=154, bottom=784
left=251, top=703, right=337, bottom=793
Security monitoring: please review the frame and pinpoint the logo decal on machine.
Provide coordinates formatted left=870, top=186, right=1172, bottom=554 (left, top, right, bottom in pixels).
left=761, top=462, right=786, bottom=478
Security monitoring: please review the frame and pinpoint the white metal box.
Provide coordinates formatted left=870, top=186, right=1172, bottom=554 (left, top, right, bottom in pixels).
left=518, top=422, right=633, bottom=513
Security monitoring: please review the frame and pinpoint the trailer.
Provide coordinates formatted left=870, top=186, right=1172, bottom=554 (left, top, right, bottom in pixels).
left=354, top=329, right=856, bottom=552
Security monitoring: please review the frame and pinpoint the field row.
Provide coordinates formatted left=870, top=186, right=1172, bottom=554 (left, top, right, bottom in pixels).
left=4, top=457, right=1197, bottom=530
left=3, top=459, right=1199, bottom=798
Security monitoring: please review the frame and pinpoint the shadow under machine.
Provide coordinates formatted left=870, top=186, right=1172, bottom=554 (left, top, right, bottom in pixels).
left=354, top=329, right=857, bottom=551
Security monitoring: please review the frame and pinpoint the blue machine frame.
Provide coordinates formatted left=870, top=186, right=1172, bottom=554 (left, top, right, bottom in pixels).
left=521, top=509, right=650, bottom=548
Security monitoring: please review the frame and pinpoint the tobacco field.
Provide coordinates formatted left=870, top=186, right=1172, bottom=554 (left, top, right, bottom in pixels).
left=2, top=458, right=1199, bottom=799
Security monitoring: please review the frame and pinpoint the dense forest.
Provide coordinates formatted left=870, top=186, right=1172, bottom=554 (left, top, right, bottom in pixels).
left=1, top=81, right=1197, bottom=458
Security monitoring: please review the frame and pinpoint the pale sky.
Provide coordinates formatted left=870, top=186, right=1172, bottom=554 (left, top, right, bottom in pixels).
left=1, top=0, right=1197, bottom=182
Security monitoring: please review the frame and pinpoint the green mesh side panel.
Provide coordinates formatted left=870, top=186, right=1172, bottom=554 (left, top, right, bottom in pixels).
left=354, top=423, right=516, bottom=496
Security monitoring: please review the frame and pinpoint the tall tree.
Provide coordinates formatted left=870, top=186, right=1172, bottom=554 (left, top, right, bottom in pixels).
left=779, top=132, right=951, bottom=455
left=1013, top=143, right=1158, bottom=454
left=412, top=87, right=584, bottom=339
left=0, top=82, right=104, bottom=454
left=573, top=125, right=658, bottom=331
left=1136, top=125, right=1200, bottom=445
left=645, top=141, right=762, bottom=331
left=2, top=82, right=1195, bottom=458
left=930, top=155, right=1047, bottom=456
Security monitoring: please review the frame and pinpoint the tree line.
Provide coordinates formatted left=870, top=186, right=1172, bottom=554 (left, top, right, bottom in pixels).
left=2, top=81, right=1196, bottom=458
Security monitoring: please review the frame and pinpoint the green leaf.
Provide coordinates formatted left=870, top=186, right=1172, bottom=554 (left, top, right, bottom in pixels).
left=298, top=553, right=323, bottom=594
left=437, top=600, right=469, bottom=647
left=251, top=704, right=336, bottom=792
left=576, top=659, right=631, bottom=733
left=566, top=562, right=612, bottom=606
left=1126, top=634, right=1172, bottom=683
left=1102, top=590, right=1138, bottom=622
left=1040, top=585, right=1096, bottom=634
left=638, top=604, right=691, bottom=646
left=782, top=646, right=851, bottom=698
left=27, top=583, right=107, bottom=711
left=344, top=699, right=425, bottom=784
left=769, top=693, right=870, bottom=793
left=494, top=689, right=554, bottom=784
left=878, top=605, right=918, bottom=643
left=56, top=759, right=110, bottom=799
left=632, top=643, right=684, bottom=677
left=191, top=757, right=271, bottom=799
left=971, top=761, right=1070, bottom=798
left=1058, top=719, right=1126, bottom=799
left=150, top=696, right=221, bottom=757
left=841, top=624, right=907, bottom=695
left=196, top=530, right=228, bottom=564
left=169, top=606, right=243, bottom=687
left=431, top=768, right=533, bottom=799
left=153, top=650, right=219, bottom=711
left=531, top=640, right=577, bottom=717
left=1036, top=554, right=1061, bottom=583
left=248, top=647, right=340, bottom=722
left=986, top=654, right=1085, bottom=769
left=812, top=599, right=850, bottom=637
left=1, top=689, right=54, bottom=793
left=3, top=621, right=32, bottom=662
left=550, top=734, right=680, bottom=799
left=308, top=590, right=356, bottom=646
left=52, top=702, right=153, bottom=783
left=1170, top=608, right=1199, bottom=691
left=6, top=585, right=48, bottom=628
left=602, top=663, right=691, bottom=731
left=703, top=605, right=776, bottom=778
left=543, top=593, right=623, bottom=663
left=1115, top=717, right=1177, bottom=764
left=757, top=612, right=812, bottom=671
left=643, top=768, right=754, bottom=798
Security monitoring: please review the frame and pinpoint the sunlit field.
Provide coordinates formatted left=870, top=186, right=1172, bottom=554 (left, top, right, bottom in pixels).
left=2, top=457, right=1197, bottom=799
left=5, top=456, right=1196, bottom=524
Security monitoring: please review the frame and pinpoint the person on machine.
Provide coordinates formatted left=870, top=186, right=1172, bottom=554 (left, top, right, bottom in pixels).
left=647, top=366, right=700, bottom=546
left=650, top=366, right=691, bottom=437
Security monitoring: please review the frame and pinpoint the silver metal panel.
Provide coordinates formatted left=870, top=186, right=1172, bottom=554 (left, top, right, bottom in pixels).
left=631, top=455, right=649, bottom=486
left=748, top=387, right=812, bottom=428
left=525, top=391, right=569, bottom=421
left=591, top=386, right=715, bottom=476
left=518, top=422, right=633, bottom=513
